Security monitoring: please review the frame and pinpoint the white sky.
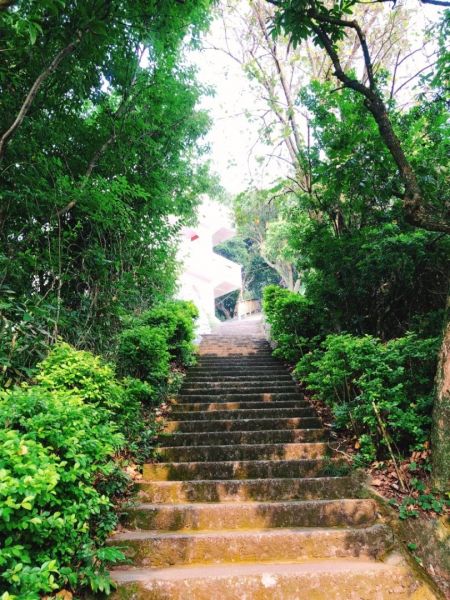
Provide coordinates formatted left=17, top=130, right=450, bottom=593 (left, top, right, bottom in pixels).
left=188, top=1, right=445, bottom=196
left=189, top=18, right=275, bottom=195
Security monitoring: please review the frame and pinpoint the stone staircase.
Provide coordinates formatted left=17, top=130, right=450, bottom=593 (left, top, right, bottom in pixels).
left=109, top=318, right=436, bottom=599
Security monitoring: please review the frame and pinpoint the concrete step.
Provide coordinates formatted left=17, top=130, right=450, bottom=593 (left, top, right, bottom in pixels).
left=110, top=558, right=426, bottom=600
left=196, top=359, right=283, bottom=367
left=170, top=400, right=310, bottom=412
left=184, top=379, right=294, bottom=387
left=137, top=476, right=360, bottom=503
left=123, top=498, right=377, bottom=531
left=168, top=407, right=316, bottom=421
left=157, top=442, right=327, bottom=463
left=198, top=352, right=274, bottom=357
left=185, top=374, right=293, bottom=382
left=189, top=366, right=288, bottom=374
left=109, top=524, right=392, bottom=568
left=164, top=416, right=322, bottom=433
left=143, top=458, right=345, bottom=481
left=197, top=351, right=274, bottom=358
left=180, top=385, right=299, bottom=395
left=183, top=379, right=297, bottom=388
left=157, top=428, right=325, bottom=447
left=176, top=392, right=305, bottom=403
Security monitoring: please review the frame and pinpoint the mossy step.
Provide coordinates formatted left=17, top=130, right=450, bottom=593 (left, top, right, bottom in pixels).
left=183, top=380, right=296, bottom=388
left=189, top=366, right=288, bottom=374
left=123, top=498, right=377, bottom=531
left=110, top=558, right=428, bottom=600
left=170, top=400, right=310, bottom=412
left=164, top=416, right=322, bottom=433
left=168, top=407, right=316, bottom=421
left=185, top=374, right=293, bottom=382
left=157, top=428, right=325, bottom=447
left=137, top=476, right=360, bottom=504
left=196, top=360, right=282, bottom=366
left=142, top=458, right=346, bottom=481
left=157, top=442, right=327, bottom=463
left=181, top=385, right=299, bottom=395
left=182, top=381, right=298, bottom=389
left=199, top=353, right=274, bottom=358
left=108, top=524, right=392, bottom=568
left=177, top=392, right=305, bottom=403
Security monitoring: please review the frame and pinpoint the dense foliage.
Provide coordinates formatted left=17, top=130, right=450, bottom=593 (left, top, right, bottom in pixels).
left=0, top=1, right=209, bottom=595
left=0, top=299, right=198, bottom=598
left=264, top=286, right=441, bottom=464
left=0, top=0, right=213, bottom=378
left=256, top=10, right=449, bottom=473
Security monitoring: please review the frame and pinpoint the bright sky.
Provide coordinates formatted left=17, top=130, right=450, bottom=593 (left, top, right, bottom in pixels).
left=189, top=17, right=275, bottom=195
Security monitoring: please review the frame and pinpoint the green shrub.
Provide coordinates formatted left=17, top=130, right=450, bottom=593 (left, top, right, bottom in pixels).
left=139, top=300, right=198, bottom=366
left=295, top=333, right=439, bottom=459
left=0, top=386, right=124, bottom=598
left=36, top=342, right=124, bottom=410
left=117, top=325, right=170, bottom=383
left=263, top=285, right=324, bottom=361
left=37, top=342, right=156, bottom=461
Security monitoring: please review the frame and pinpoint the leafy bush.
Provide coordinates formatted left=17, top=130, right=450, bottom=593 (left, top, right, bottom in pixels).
left=295, top=333, right=439, bottom=459
left=117, top=299, right=199, bottom=384
left=263, top=285, right=324, bottom=361
left=37, top=342, right=156, bottom=462
left=0, top=300, right=200, bottom=597
left=117, top=325, right=170, bottom=384
left=0, top=386, right=124, bottom=598
left=36, top=342, right=125, bottom=410
left=139, top=300, right=199, bottom=365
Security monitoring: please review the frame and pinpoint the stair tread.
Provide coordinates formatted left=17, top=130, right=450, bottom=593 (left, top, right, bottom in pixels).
left=146, top=458, right=333, bottom=466
left=139, top=476, right=354, bottom=485
left=111, top=558, right=410, bottom=582
left=131, top=498, right=372, bottom=510
left=158, top=442, right=326, bottom=451
left=111, top=523, right=385, bottom=541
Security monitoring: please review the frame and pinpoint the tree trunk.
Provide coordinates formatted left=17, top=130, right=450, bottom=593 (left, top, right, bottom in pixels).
left=432, top=296, right=450, bottom=492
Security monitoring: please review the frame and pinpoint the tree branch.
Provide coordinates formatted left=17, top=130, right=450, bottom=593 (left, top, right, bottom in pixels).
left=311, top=21, right=450, bottom=233
left=0, top=33, right=83, bottom=160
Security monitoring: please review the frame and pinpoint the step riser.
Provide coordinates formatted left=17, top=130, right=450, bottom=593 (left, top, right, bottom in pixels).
left=124, top=499, right=377, bottom=531
left=177, top=393, right=304, bottom=403
left=137, top=476, right=360, bottom=503
left=195, top=361, right=282, bottom=367
left=185, top=374, right=292, bottom=381
left=143, top=459, right=345, bottom=481
left=189, top=367, right=288, bottom=374
left=180, top=387, right=299, bottom=395
left=109, top=524, right=392, bottom=568
left=183, top=381, right=295, bottom=388
left=169, top=408, right=316, bottom=421
left=157, top=429, right=325, bottom=447
left=198, top=347, right=272, bottom=359
left=197, top=356, right=277, bottom=360
left=111, top=564, right=417, bottom=600
left=164, top=417, right=322, bottom=433
left=171, top=401, right=310, bottom=411
left=157, top=443, right=327, bottom=463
